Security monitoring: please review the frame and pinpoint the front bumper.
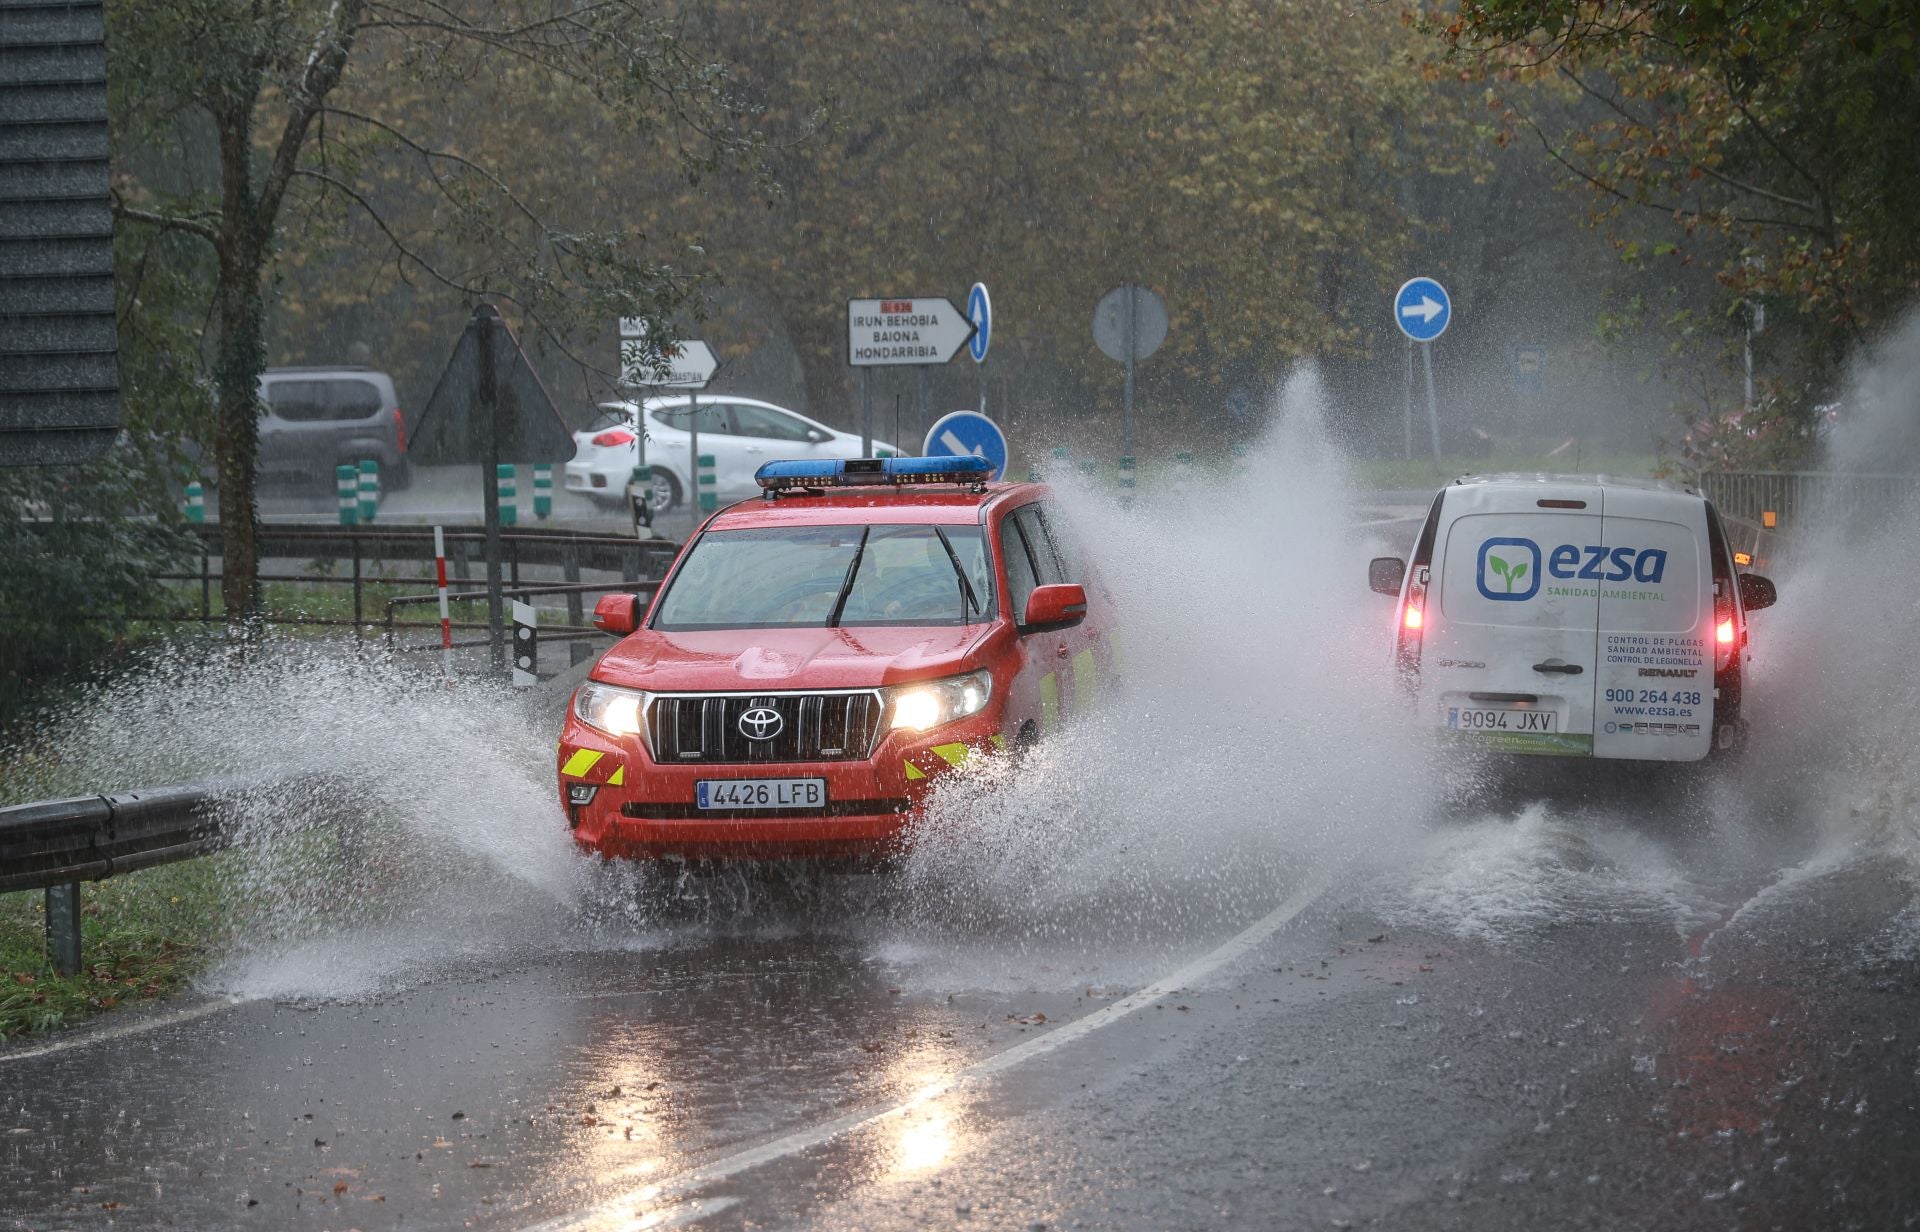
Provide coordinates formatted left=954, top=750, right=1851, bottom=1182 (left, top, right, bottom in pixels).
left=558, top=710, right=1007, bottom=861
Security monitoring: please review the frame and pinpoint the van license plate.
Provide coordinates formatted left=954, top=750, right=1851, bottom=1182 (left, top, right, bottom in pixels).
left=1447, top=707, right=1558, bottom=733
left=696, top=778, right=827, bottom=810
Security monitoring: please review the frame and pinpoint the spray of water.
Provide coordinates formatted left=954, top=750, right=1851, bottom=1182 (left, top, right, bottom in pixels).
left=28, top=334, right=1920, bottom=1003
left=883, top=365, right=1433, bottom=981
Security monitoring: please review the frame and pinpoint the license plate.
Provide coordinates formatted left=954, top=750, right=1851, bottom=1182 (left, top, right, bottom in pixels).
left=1446, top=706, right=1558, bottom=733
left=696, top=778, right=827, bottom=810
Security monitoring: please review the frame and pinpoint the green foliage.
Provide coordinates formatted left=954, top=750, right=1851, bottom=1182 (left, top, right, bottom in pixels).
left=1442, top=0, right=1920, bottom=462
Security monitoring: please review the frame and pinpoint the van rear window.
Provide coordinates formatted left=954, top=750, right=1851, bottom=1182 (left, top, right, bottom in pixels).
left=266, top=379, right=384, bottom=422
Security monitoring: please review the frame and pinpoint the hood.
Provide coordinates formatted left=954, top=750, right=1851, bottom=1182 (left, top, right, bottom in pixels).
left=594, top=624, right=999, bottom=692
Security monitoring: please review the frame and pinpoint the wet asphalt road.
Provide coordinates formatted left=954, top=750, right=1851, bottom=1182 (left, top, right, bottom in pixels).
left=4, top=791, right=1917, bottom=1232
left=6, top=503, right=1918, bottom=1231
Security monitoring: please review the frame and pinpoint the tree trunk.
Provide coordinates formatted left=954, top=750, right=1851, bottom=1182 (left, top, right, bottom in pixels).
left=214, top=238, right=266, bottom=621
left=212, top=82, right=268, bottom=624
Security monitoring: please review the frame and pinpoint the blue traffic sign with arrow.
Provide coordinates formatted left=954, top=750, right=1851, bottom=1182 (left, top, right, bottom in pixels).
left=924, top=410, right=1007, bottom=481
left=1394, top=277, right=1451, bottom=343
left=966, top=283, right=991, bottom=363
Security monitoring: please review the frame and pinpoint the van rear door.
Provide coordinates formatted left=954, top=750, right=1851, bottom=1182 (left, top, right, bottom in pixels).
left=1593, top=490, right=1713, bottom=761
left=1424, top=482, right=1602, bottom=755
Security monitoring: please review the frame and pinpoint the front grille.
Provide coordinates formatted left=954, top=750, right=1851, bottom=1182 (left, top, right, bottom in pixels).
left=646, top=692, right=885, bottom=765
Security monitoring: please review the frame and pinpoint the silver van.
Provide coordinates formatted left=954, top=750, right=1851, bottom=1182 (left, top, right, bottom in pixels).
left=1368, top=475, right=1777, bottom=763
left=256, top=367, right=409, bottom=488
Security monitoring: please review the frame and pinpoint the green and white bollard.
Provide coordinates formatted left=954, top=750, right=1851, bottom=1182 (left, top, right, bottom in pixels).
left=1117, top=455, right=1136, bottom=506
left=1228, top=442, right=1248, bottom=474
left=335, top=464, right=359, bottom=525
left=357, top=459, right=379, bottom=523
left=629, top=463, right=655, bottom=537
left=1075, top=458, right=1098, bottom=481
left=183, top=478, right=205, bottom=523
left=496, top=463, right=518, bottom=527
left=697, top=452, right=717, bottom=514
left=533, top=463, right=553, bottom=520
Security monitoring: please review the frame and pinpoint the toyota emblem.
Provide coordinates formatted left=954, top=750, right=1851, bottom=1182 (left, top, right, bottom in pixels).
left=738, top=706, right=783, bottom=741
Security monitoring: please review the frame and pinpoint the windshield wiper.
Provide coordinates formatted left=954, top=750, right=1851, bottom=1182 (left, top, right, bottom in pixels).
left=932, top=527, right=982, bottom=624
left=825, top=527, right=870, bottom=628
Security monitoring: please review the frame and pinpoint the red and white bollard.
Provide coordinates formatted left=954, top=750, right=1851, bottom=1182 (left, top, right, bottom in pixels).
left=433, top=525, right=453, bottom=683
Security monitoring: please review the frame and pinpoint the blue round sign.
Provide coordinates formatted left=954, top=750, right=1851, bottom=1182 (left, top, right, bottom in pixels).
left=924, top=410, right=1007, bottom=481
left=1394, top=276, right=1451, bottom=343
left=966, top=282, right=991, bottom=363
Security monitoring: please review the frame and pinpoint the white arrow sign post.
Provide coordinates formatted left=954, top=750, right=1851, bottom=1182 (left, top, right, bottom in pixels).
left=619, top=319, right=720, bottom=524
left=1392, top=278, right=1452, bottom=466
left=846, top=296, right=978, bottom=457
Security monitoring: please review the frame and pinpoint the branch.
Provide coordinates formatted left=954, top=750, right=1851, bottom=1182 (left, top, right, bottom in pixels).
left=1513, top=104, right=1824, bottom=234
left=258, top=0, right=369, bottom=235
left=110, top=190, right=221, bottom=244
left=291, top=166, right=621, bottom=380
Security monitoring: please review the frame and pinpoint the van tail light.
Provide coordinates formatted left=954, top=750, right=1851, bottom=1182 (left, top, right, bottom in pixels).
left=1713, top=590, right=1739, bottom=672
left=1396, top=572, right=1427, bottom=685
left=392, top=408, right=407, bottom=454
left=593, top=429, right=637, bottom=447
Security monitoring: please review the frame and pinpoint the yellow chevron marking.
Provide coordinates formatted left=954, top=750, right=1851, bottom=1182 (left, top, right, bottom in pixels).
left=1039, top=672, right=1059, bottom=731
left=904, top=761, right=926, bottom=781
left=607, top=764, right=625, bottom=787
left=1072, top=648, right=1097, bottom=706
left=560, top=749, right=604, bottom=779
left=990, top=733, right=1008, bottom=752
left=931, top=743, right=970, bottom=768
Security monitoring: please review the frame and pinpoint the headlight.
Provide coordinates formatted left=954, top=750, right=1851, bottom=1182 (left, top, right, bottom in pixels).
left=573, top=681, right=650, bottom=739
left=885, top=669, right=992, bottom=732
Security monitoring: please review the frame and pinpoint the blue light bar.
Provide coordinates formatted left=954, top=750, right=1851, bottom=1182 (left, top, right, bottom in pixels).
left=755, top=455, right=995, bottom=491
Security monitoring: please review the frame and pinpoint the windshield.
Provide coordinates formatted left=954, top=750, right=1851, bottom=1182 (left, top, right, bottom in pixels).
left=652, top=524, right=993, bottom=630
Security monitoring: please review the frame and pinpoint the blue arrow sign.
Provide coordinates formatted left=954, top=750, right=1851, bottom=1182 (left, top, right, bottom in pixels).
left=1394, top=277, right=1451, bottom=343
left=966, top=282, right=991, bottom=363
left=923, top=410, right=1007, bottom=481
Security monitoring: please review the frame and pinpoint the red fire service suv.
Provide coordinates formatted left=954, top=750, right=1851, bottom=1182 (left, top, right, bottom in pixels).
left=558, top=455, right=1112, bottom=861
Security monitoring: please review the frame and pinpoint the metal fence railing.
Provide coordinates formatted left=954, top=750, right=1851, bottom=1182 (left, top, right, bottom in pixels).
left=0, top=781, right=237, bottom=975
left=1699, top=471, right=1920, bottom=533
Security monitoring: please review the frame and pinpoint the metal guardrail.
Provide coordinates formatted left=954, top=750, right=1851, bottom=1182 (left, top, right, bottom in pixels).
left=1700, top=471, right=1920, bottom=533
left=155, top=523, right=680, bottom=629
left=0, top=781, right=233, bottom=976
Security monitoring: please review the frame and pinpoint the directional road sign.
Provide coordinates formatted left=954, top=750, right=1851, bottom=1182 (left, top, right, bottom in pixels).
left=1093, top=284, right=1168, bottom=363
left=618, top=319, right=717, bottom=389
left=966, top=283, right=992, bottom=363
left=923, top=410, right=1007, bottom=481
left=847, top=297, right=976, bottom=367
left=1514, top=344, right=1547, bottom=394
left=1394, top=277, right=1451, bottom=343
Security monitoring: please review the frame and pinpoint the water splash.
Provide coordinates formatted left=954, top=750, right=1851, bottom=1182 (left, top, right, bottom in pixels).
left=889, top=364, right=1431, bottom=979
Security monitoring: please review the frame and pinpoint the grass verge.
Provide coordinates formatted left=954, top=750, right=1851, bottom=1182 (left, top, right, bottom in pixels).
left=0, top=857, right=232, bottom=1040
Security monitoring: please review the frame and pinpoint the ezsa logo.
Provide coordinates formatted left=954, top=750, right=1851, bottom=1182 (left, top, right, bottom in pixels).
left=1477, top=538, right=1670, bottom=601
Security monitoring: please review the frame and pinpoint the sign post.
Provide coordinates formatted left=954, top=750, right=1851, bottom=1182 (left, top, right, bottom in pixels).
left=967, top=282, right=992, bottom=415
left=1093, top=284, right=1169, bottom=462
left=847, top=296, right=978, bottom=458
left=1393, top=277, right=1452, bottom=467
left=410, top=304, right=576, bottom=675
left=619, top=319, right=717, bottom=523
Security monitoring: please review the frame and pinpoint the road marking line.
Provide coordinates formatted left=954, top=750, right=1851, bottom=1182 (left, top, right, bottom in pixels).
left=524, top=876, right=1330, bottom=1232
left=0, top=996, right=247, bottom=1065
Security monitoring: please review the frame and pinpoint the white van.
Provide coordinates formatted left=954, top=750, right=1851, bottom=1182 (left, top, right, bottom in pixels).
left=1368, top=475, right=1777, bottom=762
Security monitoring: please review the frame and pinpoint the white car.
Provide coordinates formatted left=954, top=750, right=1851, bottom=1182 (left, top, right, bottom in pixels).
left=565, top=396, right=898, bottom=511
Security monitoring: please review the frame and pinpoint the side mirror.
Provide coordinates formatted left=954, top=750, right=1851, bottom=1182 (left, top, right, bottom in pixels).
left=1737, top=572, right=1777, bottom=612
left=1023, top=583, right=1088, bottom=631
left=593, top=593, right=640, bottom=636
left=1369, top=557, right=1407, bottom=597
left=806, top=428, right=831, bottom=444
